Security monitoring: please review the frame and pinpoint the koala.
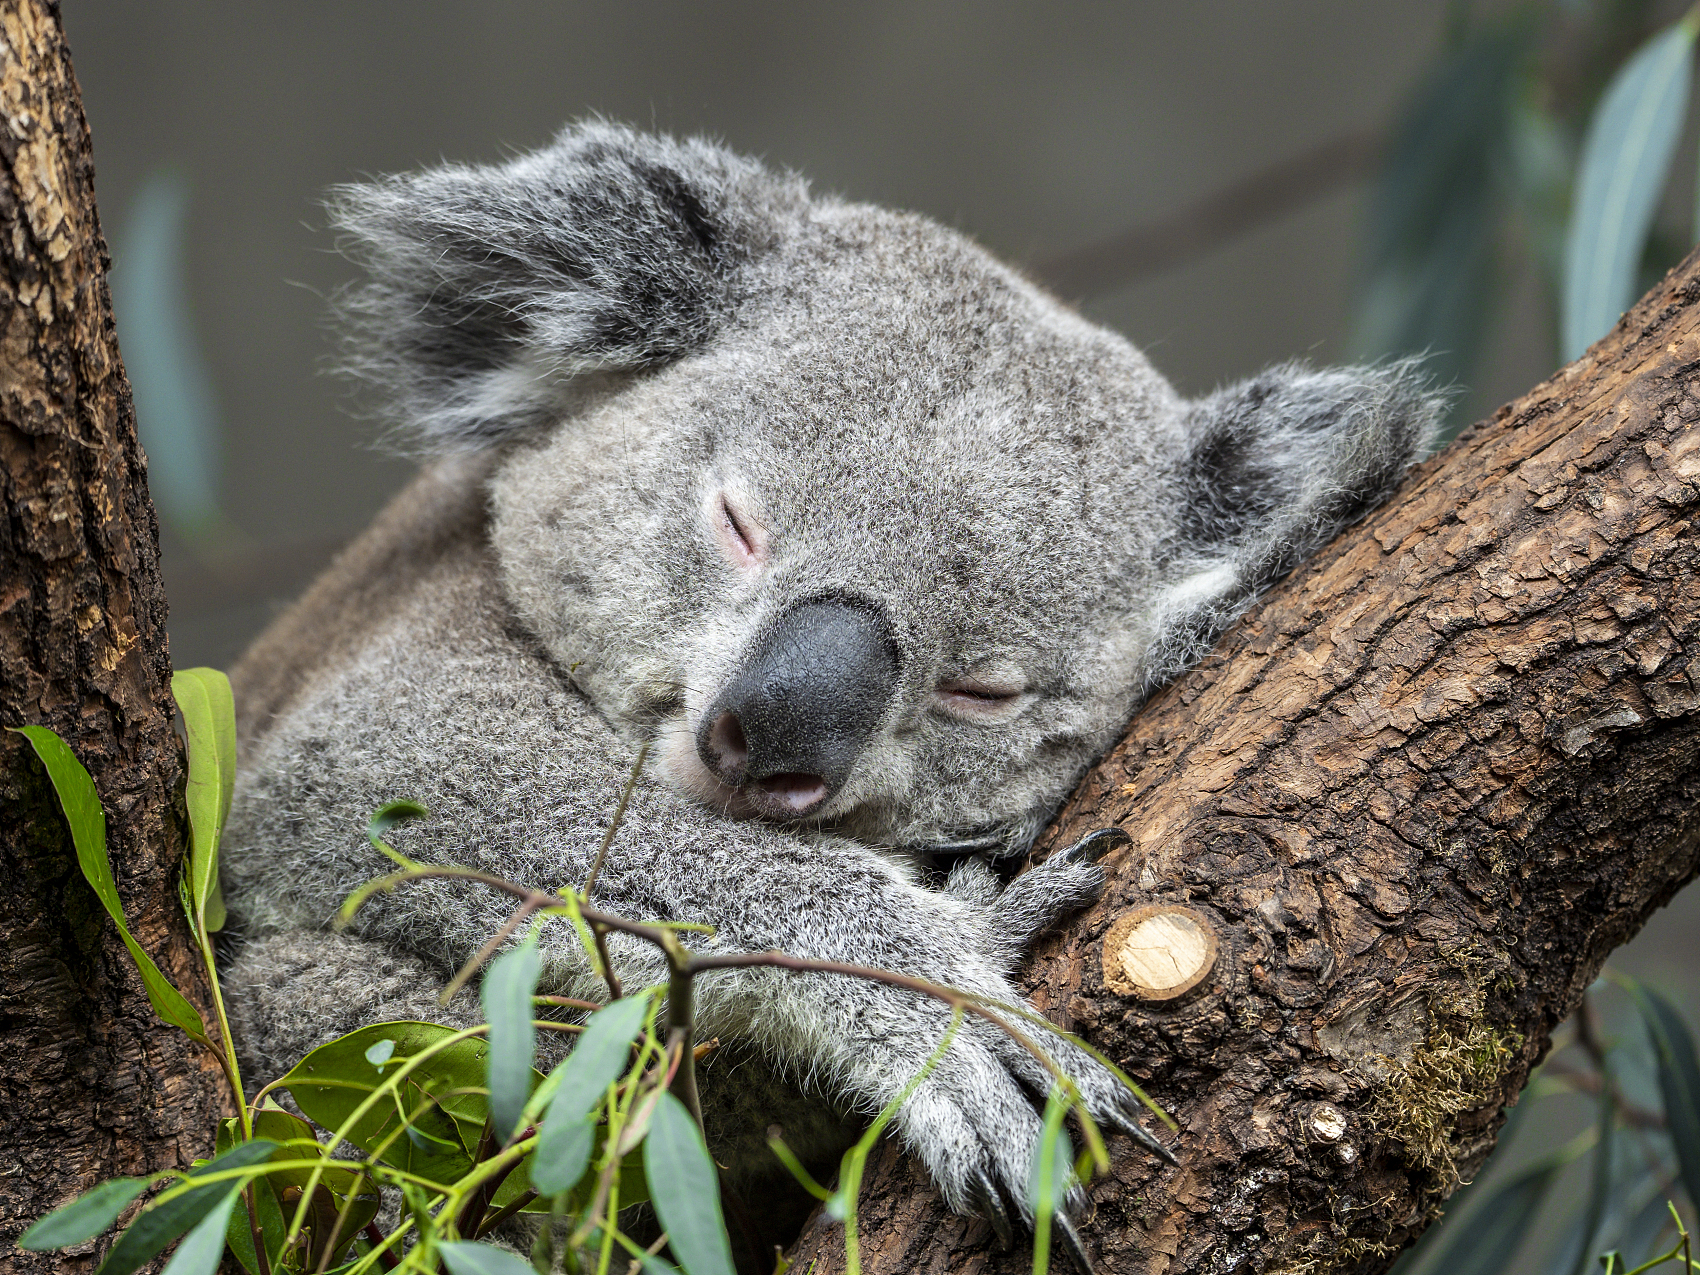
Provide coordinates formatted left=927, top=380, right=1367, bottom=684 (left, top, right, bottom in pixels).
left=217, top=122, right=1439, bottom=1269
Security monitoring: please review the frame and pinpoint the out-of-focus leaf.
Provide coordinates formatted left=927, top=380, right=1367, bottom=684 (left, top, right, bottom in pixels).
left=483, top=936, right=541, bottom=1142
left=532, top=995, right=649, bottom=1126
left=1625, top=979, right=1700, bottom=1213
left=10, top=726, right=208, bottom=1043
left=1353, top=22, right=1530, bottom=426
left=158, top=1188, right=240, bottom=1275
left=644, top=1091, right=735, bottom=1275
left=367, top=800, right=428, bottom=864
left=109, top=169, right=229, bottom=543
left=1562, top=18, right=1698, bottom=361
left=438, top=1240, right=537, bottom=1275
left=1408, top=1153, right=1563, bottom=1275
left=171, top=668, right=235, bottom=933
left=18, top=1178, right=153, bottom=1250
left=1567, top=1057, right=1618, bottom=1275
left=96, top=1140, right=277, bottom=1275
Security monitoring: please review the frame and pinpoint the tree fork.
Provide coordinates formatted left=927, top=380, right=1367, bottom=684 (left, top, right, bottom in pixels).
left=788, top=256, right=1700, bottom=1272
left=0, top=3, right=227, bottom=1270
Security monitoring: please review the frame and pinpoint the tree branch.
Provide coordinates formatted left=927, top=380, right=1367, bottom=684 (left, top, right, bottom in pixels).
left=787, top=246, right=1700, bottom=1274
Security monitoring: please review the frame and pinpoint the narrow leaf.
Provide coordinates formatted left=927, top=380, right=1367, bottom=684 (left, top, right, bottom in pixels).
left=644, top=1091, right=735, bottom=1275
left=1626, top=979, right=1700, bottom=1213
left=533, top=995, right=649, bottom=1125
left=11, top=726, right=208, bottom=1041
left=158, top=1188, right=241, bottom=1275
left=530, top=1114, right=595, bottom=1197
left=1409, top=1153, right=1563, bottom=1275
left=96, top=1140, right=277, bottom=1275
left=18, top=1177, right=152, bottom=1250
left=483, top=936, right=541, bottom=1142
left=438, top=1241, right=537, bottom=1275
left=1562, top=20, right=1697, bottom=361
left=171, top=668, right=236, bottom=932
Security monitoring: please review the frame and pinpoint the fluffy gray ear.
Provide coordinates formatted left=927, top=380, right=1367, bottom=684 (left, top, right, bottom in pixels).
left=1141, top=360, right=1445, bottom=689
left=329, top=122, right=800, bottom=451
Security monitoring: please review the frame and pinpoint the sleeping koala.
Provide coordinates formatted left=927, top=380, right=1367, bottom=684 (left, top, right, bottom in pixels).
left=219, top=122, right=1439, bottom=1266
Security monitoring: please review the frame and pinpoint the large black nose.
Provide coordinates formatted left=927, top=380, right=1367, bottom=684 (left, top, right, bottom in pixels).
left=696, top=597, right=898, bottom=819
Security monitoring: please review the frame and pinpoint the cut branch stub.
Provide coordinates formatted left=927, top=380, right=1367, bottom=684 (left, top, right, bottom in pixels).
left=1101, top=905, right=1219, bottom=1001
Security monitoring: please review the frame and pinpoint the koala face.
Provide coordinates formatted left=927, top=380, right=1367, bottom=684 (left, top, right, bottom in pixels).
left=335, top=122, right=1438, bottom=855
left=488, top=200, right=1187, bottom=851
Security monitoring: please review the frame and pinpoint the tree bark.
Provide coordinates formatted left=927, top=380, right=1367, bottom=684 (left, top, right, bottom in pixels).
left=0, top=3, right=227, bottom=1270
left=787, top=256, right=1700, bottom=1273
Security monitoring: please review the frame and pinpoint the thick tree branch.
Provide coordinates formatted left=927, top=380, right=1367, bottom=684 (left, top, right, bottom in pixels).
left=789, top=248, right=1700, bottom=1273
left=0, top=3, right=226, bottom=1270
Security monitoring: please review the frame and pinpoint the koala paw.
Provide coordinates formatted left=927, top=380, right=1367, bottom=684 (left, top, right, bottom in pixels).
left=988, top=826, right=1130, bottom=962
left=891, top=981, right=1172, bottom=1271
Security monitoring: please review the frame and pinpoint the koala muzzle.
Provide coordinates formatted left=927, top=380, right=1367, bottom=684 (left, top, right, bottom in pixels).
left=697, top=597, right=897, bottom=819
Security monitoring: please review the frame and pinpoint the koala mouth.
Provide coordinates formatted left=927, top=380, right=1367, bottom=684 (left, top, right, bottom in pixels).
left=700, top=710, right=830, bottom=817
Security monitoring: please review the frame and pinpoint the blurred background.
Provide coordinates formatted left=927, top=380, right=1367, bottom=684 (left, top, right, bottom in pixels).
left=58, top=2, right=1700, bottom=1269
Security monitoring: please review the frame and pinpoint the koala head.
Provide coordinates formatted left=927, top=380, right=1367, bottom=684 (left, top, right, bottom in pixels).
left=331, top=123, right=1440, bottom=854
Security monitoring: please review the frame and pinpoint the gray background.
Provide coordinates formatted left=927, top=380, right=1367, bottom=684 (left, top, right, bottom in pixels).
left=56, top=2, right=1700, bottom=1257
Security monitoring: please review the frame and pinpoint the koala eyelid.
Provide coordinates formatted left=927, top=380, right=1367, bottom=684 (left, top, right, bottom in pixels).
left=933, top=675, right=1028, bottom=720
left=716, top=492, right=766, bottom=569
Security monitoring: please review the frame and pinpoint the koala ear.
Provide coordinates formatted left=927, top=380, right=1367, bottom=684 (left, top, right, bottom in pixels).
left=328, top=121, right=798, bottom=451
left=1141, top=360, right=1446, bottom=689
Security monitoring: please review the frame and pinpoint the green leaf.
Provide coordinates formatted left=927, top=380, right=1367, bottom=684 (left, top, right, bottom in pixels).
left=1352, top=22, right=1528, bottom=424
left=171, top=668, right=236, bottom=933
left=530, top=1114, right=595, bottom=1197
left=1406, top=1153, right=1562, bottom=1275
left=438, top=1240, right=537, bottom=1275
left=533, top=995, right=649, bottom=1125
left=215, top=1108, right=379, bottom=1267
left=159, top=1188, right=241, bottom=1275
left=1562, top=19, right=1698, bottom=362
left=483, top=936, right=542, bottom=1142
left=368, top=800, right=428, bottom=864
left=1625, top=979, right=1700, bottom=1214
left=223, top=1174, right=286, bottom=1275
left=643, top=1091, right=735, bottom=1275
left=279, top=1022, right=489, bottom=1185
left=10, top=726, right=209, bottom=1043
left=18, top=1177, right=152, bottom=1250
left=96, top=1140, right=277, bottom=1275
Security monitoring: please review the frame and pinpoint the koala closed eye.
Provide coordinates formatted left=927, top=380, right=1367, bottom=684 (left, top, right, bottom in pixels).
left=933, top=674, right=1029, bottom=721
left=712, top=489, right=767, bottom=570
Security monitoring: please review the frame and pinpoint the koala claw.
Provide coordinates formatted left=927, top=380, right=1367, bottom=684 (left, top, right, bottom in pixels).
left=1053, top=1210, right=1095, bottom=1274
left=1055, top=826, right=1131, bottom=866
left=1105, top=1104, right=1179, bottom=1166
left=967, top=1168, right=1015, bottom=1249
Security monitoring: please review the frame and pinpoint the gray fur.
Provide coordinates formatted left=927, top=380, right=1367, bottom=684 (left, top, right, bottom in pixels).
left=221, top=122, right=1440, bottom=1255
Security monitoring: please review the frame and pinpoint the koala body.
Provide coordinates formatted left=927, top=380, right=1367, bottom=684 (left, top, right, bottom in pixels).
left=219, top=124, right=1439, bottom=1263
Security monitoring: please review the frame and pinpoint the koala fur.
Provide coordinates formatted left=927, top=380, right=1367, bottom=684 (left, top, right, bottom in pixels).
left=218, top=122, right=1440, bottom=1264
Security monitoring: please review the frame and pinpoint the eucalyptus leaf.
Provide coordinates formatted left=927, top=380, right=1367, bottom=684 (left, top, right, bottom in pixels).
left=158, top=1188, right=240, bottom=1275
left=1562, top=19, right=1698, bottom=361
left=530, top=1113, right=596, bottom=1197
left=10, top=726, right=208, bottom=1043
left=96, top=1140, right=277, bottom=1275
left=644, top=1091, right=735, bottom=1275
left=483, top=936, right=542, bottom=1141
left=532, top=995, right=650, bottom=1126
left=171, top=667, right=236, bottom=933
left=438, top=1240, right=538, bottom=1275
left=1352, top=22, right=1528, bottom=422
left=1625, top=979, right=1700, bottom=1214
left=1404, top=1153, right=1562, bottom=1275
left=17, top=1177, right=152, bottom=1250
left=278, top=1021, right=549, bottom=1212
left=215, top=1108, right=378, bottom=1265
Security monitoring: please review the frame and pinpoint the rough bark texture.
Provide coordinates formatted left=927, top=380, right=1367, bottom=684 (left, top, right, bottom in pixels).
left=0, top=2, right=227, bottom=1269
left=787, top=254, right=1700, bottom=1274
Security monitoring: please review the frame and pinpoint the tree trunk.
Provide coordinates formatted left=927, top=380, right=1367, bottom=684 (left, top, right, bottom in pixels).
left=0, top=3, right=227, bottom=1270
left=787, top=257, right=1700, bottom=1273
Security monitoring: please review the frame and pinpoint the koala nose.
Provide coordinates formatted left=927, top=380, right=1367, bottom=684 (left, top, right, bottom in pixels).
left=696, top=597, right=898, bottom=819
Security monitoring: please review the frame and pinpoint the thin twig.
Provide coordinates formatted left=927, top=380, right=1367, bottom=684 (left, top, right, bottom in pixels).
left=440, top=899, right=539, bottom=1005
left=1032, top=127, right=1381, bottom=299
left=584, top=741, right=650, bottom=898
